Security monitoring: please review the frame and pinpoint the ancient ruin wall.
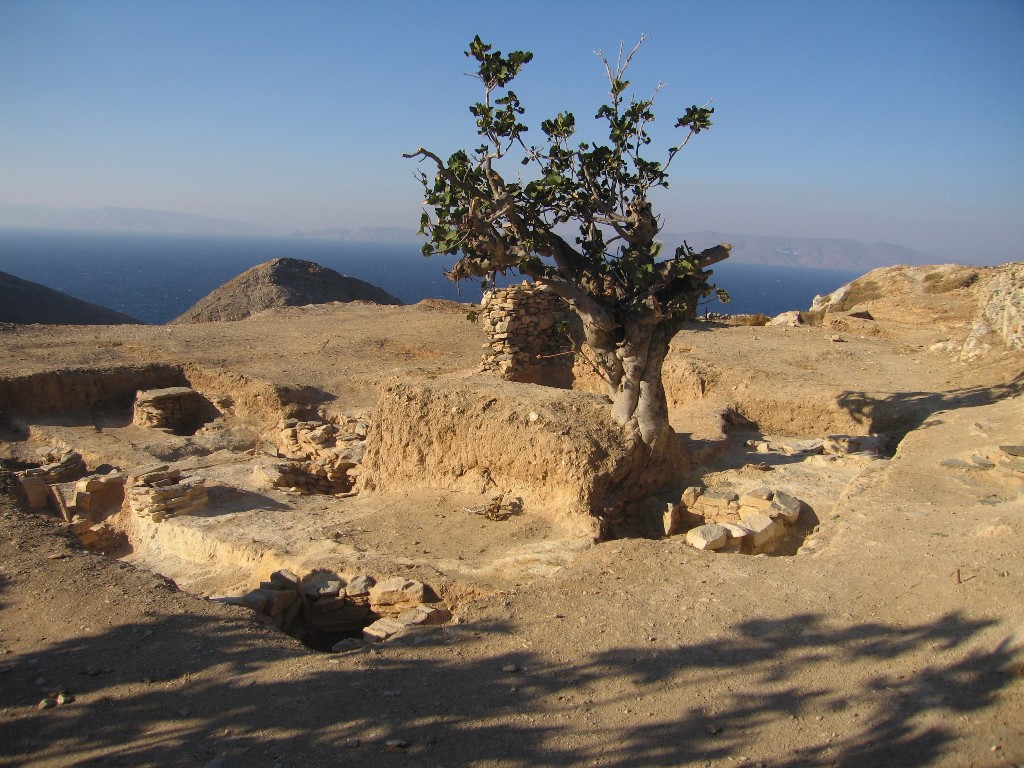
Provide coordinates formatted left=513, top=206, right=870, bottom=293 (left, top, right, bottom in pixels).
left=478, top=283, right=576, bottom=386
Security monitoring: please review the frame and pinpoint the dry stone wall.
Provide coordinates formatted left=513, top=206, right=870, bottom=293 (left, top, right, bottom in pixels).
left=132, top=386, right=219, bottom=435
left=126, top=464, right=209, bottom=522
left=478, top=282, right=576, bottom=384
left=254, top=416, right=368, bottom=495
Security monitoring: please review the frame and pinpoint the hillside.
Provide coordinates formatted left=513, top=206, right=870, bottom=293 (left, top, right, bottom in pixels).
left=0, top=270, right=142, bottom=325
left=171, top=257, right=402, bottom=323
left=666, top=231, right=935, bottom=270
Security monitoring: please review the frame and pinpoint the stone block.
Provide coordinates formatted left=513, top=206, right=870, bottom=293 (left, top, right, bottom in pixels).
left=363, top=617, right=406, bottom=643
left=270, top=569, right=301, bottom=589
left=685, top=524, right=729, bottom=551
left=346, top=575, right=376, bottom=597
left=768, top=491, right=802, bottom=523
left=398, top=605, right=452, bottom=626
left=699, top=489, right=739, bottom=509
left=681, top=486, right=703, bottom=508
left=738, top=512, right=782, bottom=549
left=369, top=578, right=426, bottom=615
left=663, top=503, right=683, bottom=536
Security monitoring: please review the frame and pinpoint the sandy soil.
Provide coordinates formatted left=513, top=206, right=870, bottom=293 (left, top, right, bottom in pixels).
left=1, top=281, right=1022, bottom=767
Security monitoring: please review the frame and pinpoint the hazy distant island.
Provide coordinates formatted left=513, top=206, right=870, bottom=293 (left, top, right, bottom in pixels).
left=0, top=202, right=939, bottom=272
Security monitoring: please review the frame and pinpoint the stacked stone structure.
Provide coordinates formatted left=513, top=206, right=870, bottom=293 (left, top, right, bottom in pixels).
left=478, top=282, right=576, bottom=383
left=219, top=569, right=451, bottom=651
left=126, top=464, right=208, bottom=522
left=132, top=387, right=218, bottom=435
left=255, top=417, right=367, bottom=495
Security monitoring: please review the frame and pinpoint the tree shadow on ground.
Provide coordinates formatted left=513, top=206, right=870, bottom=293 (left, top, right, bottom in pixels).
left=0, top=604, right=1017, bottom=767
left=836, top=372, right=1024, bottom=454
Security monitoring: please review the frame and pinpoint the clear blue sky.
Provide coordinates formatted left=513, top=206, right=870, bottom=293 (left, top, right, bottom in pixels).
left=2, top=0, right=1022, bottom=262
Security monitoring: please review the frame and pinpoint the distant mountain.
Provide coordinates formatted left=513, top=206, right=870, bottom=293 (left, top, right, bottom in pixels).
left=0, top=270, right=143, bottom=325
left=0, top=203, right=274, bottom=237
left=172, top=258, right=402, bottom=324
left=663, top=231, right=936, bottom=271
left=288, top=226, right=421, bottom=243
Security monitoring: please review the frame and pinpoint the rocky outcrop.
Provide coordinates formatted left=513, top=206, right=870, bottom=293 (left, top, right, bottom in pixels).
left=172, top=258, right=402, bottom=323
left=0, top=270, right=142, bottom=325
left=961, top=262, right=1023, bottom=359
left=126, top=464, right=209, bottom=522
left=808, top=264, right=984, bottom=326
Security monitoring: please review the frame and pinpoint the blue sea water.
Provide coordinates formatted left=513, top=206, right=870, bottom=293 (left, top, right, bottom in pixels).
left=0, top=229, right=860, bottom=324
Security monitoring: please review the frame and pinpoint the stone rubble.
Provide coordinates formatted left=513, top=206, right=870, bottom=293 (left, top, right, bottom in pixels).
left=215, top=569, right=451, bottom=651
left=255, top=416, right=368, bottom=496
left=126, top=464, right=208, bottom=522
left=673, top=485, right=809, bottom=554
left=15, top=449, right=88, bottom=509
left=477, top=282, right=574, bottom=379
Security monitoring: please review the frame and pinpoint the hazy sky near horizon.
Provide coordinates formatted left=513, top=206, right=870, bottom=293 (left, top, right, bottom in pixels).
left=2, top=0, right=1022, bottom=263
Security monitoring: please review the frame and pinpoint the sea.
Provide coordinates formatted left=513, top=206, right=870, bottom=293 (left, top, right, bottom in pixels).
left=0, top=229, right=861, bottom=325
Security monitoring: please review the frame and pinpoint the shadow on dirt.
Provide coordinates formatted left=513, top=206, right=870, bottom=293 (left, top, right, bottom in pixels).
left=0, top=605, right=1016, bottom=767
left=837, top=372, right=1024, bottom=455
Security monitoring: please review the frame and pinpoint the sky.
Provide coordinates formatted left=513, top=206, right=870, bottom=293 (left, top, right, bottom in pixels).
left=1, top=0, right=1022, bottom=263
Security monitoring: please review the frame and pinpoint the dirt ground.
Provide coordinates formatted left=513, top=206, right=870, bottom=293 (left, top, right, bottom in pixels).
left=0, top=275, right=1022, bottom=767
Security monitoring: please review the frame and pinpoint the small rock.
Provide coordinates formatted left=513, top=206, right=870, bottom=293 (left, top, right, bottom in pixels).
left=385, top=739, right=410, bottom=750
left=345, top=575, right=376, bottom=597
left=738, top=512, right=782, bottom=549
left=502, top=664, right=519, bottom=673
left=999, top=445, right=1024, bottom=457
left=681, top=486, right=703, bottom=508
left=269, top=569, right=300, bottom=589
left=343, top=738, right=360, bottom=748
left=37, top=697, right=56, bottom=710
left=768, top=491, right=803, bottom=524
left=685, top=524, right=729, bottom=551
left=84, top=665, right=100, bottom=676
left=331, top=638, right=367, bottom=654
left=767, top=310, right=802, bottom=327
left=56, top=692, right=74, bottom=705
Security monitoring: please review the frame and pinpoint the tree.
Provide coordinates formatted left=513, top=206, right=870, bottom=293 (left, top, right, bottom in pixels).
left=406, top=36, right=730, bottom=470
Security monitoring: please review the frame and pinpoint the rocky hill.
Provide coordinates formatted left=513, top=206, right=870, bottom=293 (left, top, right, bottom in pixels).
left=171, top=257, right=402, bottom=323
left=0, top=270, right=142, bottom=325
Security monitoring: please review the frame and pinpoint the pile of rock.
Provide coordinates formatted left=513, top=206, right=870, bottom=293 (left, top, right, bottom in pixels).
left=478, top=282, right=574, bottom=378
left=674, top=486, right=807, bottom=555
left=257, top=417, right=367, bottom=495
left=132, top=386, right=218, bottom=435
left=15, top=449, right=88, bottom=510
left=745, top=434, right=880, bottom=457
left=126, top=464, right=208, bottom=522
left=68, top=516, right=121, bottom=550
left=219, top=569, right=451, bottom=651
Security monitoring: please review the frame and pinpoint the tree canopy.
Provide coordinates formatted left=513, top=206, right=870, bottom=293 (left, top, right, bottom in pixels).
left=406, top=36, right=730, bottom=451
